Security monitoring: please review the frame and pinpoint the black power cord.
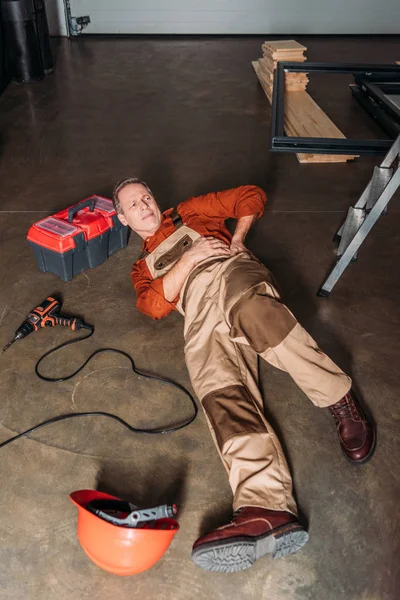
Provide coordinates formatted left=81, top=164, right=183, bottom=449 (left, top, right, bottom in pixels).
left=0, top=329, right=198, bottom=450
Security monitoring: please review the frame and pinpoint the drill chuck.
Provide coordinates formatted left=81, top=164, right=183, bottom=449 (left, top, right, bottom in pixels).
left=15, top=321, right=36, bottom=340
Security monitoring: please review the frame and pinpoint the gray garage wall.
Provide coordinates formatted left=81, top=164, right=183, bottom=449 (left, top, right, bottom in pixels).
left=46, top=0, right=400, bottom=36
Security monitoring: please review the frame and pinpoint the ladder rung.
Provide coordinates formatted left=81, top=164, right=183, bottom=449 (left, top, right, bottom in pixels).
left=334, top=163, right=396, bottom=241
left=337, top=207, right=366, bottom=260
left=366, top=165, right=393, bottom=211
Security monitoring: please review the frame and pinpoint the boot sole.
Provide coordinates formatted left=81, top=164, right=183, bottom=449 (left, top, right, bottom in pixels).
left=191, top=522, right=308, bottom=573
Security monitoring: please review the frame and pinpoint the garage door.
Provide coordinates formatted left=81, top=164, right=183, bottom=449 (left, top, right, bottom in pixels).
left=68, top=0, right=400, bottom=35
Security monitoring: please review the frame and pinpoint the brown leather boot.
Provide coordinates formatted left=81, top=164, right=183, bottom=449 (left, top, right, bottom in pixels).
left=329, top=391, right=376, bottom=464
left=191, top=507, right=308, bottom=572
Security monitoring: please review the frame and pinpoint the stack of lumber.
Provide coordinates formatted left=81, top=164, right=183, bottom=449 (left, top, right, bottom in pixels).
left=255, top=40, right=308, bottom=101
left=252, top=40, right=357, bottom=164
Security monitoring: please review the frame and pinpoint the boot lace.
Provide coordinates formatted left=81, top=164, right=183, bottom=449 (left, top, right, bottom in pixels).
left=329, top=394, right=353, bottom=422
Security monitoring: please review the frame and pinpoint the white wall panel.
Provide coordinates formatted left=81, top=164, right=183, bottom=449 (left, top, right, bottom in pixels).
left=54, top=0, right=400, bottom=35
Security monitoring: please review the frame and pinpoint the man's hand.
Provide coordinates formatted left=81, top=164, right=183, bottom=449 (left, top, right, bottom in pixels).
left=230, top=237, right=247, bottom=255
left=163, top=237, right=230, bottom=302
left=183, top=237, right=231, bottom=269
left=229, top=214, right=258, bottom=256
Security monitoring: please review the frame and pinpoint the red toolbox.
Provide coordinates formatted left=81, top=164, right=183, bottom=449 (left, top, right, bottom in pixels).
left=27, top=195, right=128, bottom=281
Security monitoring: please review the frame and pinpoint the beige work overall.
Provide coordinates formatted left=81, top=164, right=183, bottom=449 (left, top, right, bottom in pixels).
left=144, top=212, right=351, bottom=515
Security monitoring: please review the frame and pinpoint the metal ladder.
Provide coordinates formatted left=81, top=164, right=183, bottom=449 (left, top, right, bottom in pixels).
left=318, top=134, right=400, bottom=297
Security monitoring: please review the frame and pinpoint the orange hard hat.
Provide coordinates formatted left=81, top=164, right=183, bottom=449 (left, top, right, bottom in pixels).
left=70, top=489, right=179, bottom=576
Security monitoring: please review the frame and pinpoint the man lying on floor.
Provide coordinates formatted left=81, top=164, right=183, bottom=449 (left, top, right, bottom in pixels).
left=112, top=178, right=375, bottom=573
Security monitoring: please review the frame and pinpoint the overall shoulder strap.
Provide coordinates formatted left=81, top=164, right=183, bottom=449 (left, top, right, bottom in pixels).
left=140, top=207, right=183, bottom=259
left=139, top=249, right=149, bottom=260
left=171, top=207, right=183, bottom=228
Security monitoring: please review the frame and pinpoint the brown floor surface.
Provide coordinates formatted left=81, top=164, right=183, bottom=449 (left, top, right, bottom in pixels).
left=0, top=35, right=399, bottom=600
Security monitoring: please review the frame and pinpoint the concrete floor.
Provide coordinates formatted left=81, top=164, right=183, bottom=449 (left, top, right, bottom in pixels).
left=0, top=35, right=399, bottom=599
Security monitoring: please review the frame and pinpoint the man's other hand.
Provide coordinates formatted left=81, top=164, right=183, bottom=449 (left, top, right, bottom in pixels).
left=230, top=238, right=247, bottom=255
left=184, top=237, right=231, bottom=268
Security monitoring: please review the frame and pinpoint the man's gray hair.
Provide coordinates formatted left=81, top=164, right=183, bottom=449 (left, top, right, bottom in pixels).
left=112, top=177, right=153, bottom=214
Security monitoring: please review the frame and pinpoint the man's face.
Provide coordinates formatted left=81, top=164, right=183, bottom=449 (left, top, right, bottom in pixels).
left=117, top=183, right=162, bottom=239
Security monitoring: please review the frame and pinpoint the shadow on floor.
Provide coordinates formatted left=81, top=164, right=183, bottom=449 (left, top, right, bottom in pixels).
left=95, top=459, right=189, bottom=511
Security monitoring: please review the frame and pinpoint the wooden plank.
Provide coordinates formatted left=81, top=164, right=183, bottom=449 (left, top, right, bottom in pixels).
left=285, top=117, right=351, bottom=162
left=296, top=153, right=352, bottom=163
left=284, top=117, right=352, bottom=162
left=262, top=49, right=306, bottom=59
left=271, top=50, right=305, bottom=55
left=257, top=59, right=273, bottom=79
left=260, top=56, right=307, bottom=74
left=257, top=63, right=274, bottom=85
left=285, top=72, right=309, bottom=79
left=266, top=52, right=306, bottom=62
left=283, top=98, right=356, bottom=162
left=262, top=40, right=307, bottom=52
left=262, top=47, right=305, bottom=55
left=284, top=91, right=346, bottom=138
left=253, top=60, right=271, bottom=84
left=285, top=85, right=308, bottom=92
left=261, top=52, right=306, bottom=65
left=286, top=76, right=308, bottom=84
left=252, top=61, right=272, bottom=102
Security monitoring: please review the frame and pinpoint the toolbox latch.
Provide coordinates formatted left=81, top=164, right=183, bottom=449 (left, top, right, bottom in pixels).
left=74, top=232, right=86, bottom=252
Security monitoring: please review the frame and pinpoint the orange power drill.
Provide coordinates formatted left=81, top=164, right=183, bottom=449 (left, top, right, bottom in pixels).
left=2, top=297, right=93, bottom=353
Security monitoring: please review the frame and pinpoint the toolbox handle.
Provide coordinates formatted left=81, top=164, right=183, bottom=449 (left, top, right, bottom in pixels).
left=67, top=198, right=95, bottom=222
